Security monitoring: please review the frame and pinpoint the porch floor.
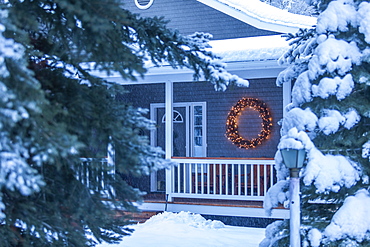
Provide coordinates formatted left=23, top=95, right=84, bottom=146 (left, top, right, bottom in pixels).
left=143, top=193, right=284, bottom=209
left=139, top=193, right=287, bottom=227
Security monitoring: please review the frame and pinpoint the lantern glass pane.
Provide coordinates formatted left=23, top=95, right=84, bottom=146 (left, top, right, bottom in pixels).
left=281, top=149, right=306, bottom=169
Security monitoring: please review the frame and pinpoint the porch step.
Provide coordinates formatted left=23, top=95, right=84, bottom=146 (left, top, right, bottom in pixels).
left=116, top=210, right=160, bottom=223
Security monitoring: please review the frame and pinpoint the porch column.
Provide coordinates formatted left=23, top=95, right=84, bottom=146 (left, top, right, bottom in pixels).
left=282, top=80, right=292, bottom=117
left=165, top=80, right=173, bottom=202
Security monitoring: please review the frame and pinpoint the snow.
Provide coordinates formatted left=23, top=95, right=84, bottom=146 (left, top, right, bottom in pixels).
left=324, top=189, right=370, bottom=242
left=95, top=212, right=266, bottom=247
left=259, top=220, right=286, bottom=247
left=281, top=107, right=318, bottom=137
left=308, top=36, right=361, bottom=79
left=303, top=150, right=360, bottom=193
left=211, top=0, right=316, bottom=30
left=358, top=2, right=370, bottom=44
left=263, top=180, right=289, bottom=216
left=311, top=74, right=354, bottom=101
left=308, top=228, right=322, bottom=247
left=343, top=108, right=360, bottom=129
left=317, top=109, right=345, bottom=135
left=362, top=140, right=370, bottom=161
left=209, top=35, right=290, bottom=63
left=316, top=0, right=357, bottom=34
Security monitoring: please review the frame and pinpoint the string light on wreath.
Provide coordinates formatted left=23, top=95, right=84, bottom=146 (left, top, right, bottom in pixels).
left=226, top=98, right=272, bottom=149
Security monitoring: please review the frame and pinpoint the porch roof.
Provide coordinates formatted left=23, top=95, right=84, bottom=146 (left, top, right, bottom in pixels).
left=101, top=34, right=290, bottom=84
left=197, top=0, right=317, bottom=33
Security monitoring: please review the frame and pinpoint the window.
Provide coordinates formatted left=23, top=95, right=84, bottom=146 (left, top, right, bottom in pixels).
left=192, top=105, right=205, bottom=157
left=161, top=110, right=184, bottom=123
left=134, top=0, right=154, bottom=9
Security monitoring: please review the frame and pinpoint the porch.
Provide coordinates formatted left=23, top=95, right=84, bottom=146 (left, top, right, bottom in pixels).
left=77, top=155, right=288, bottom=224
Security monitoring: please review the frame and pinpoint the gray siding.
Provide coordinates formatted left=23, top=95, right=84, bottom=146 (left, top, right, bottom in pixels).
left=122, top=78, right=283, bottom=158
left=122, top=0, right=278, bottom=40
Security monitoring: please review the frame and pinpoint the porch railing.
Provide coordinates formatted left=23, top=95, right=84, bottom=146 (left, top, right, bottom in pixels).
left=168, top=157, right=276, bottom=201
left=78, top=158, right=115, bottom=194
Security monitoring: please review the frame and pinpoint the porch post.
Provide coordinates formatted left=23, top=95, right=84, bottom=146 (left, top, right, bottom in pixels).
left=282, top=80, right=291, bottom=117
left=165, top=81, right=173, bottom=202
left=107, top=138, right=115, bottom=167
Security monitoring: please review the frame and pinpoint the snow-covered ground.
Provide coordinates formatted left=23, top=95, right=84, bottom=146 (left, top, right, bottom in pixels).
left=96, top=211, right=266, bottom=247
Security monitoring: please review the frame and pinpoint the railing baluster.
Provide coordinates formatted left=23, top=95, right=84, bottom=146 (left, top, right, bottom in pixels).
left=250, top=165, right=254, bottom=196
left=244, top=164, right=247, bottom=196
left=231, top=164, right=234, bottom=195
left=195, top=163, right=199, bottom=194
left=213, top=164, right=216, bottom=195
left=270, top=164, right=274, bottom=189
left=257, top=164, right=261, bottom=196
left=237, top=164, right=241, bottom=196
left=207, top=163, right=210, bottom=194
left=219, top=164, right=222, bottom=195
left=225, top=164, right=228, bottom=195
left=183, top=163, right=186, bottom=193
left=201, top=164, right=204, bottom=194
left=178, top=164, right=181, bottom=193
left=187, top=163, right=191, bottom=193
left=263, top=164, right=267, bottom=196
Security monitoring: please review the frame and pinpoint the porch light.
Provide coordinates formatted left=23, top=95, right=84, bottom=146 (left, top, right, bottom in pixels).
left=280, top=148, right=306, bottom=247
left=280, top=148, right=306, bottom=170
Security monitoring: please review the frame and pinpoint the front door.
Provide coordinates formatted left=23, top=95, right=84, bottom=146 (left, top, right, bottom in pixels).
left=156, top=106, right=187, bottom=157
left=150, top=102, right=206, bottom=192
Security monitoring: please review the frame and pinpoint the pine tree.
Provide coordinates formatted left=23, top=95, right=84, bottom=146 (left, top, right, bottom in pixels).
left=261, top=0, right=318, bottom=16
left=0, top=0, right=247, bottom=246
left=262, top=0, right=370, bottom=246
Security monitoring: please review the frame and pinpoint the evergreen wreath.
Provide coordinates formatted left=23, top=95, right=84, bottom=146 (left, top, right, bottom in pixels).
left=226, top=98, right=273, bottom=149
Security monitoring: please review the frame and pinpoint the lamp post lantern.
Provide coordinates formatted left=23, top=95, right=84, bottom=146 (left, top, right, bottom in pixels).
left=280, top=148, right=306, bottom=247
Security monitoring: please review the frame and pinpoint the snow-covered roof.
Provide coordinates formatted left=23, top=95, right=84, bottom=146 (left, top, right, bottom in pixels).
left=96, top=35, right=290, bottom=85
left=210, top=34, right=289, bottom=62
left=197, top=0, right=317, bottom=33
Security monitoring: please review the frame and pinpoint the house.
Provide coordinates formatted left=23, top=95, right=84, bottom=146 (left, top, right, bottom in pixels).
left=105, top=0, right=316, bottom=226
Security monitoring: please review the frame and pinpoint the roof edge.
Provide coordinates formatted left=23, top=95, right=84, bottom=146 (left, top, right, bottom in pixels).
left=197, top=0, right=316, bottom=33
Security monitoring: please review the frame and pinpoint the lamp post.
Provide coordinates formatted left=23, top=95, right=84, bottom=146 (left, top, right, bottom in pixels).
left=280, top=148, right=306, bottom=247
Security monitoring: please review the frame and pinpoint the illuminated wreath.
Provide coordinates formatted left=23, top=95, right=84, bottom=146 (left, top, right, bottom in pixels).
left=226, top=98, right=272, bottom=149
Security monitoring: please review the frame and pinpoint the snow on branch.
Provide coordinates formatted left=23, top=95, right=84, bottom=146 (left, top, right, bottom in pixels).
left=316, top=0, right=357, bottom=34
left=324, top=189, right=370, bottom=242
left=308, top=36, right=361, bottom=80
left=185, top=32, right=249, bottom=91
left=276, top=128, right=362, bottom=194
left=358, top=2, right=370, bottom=44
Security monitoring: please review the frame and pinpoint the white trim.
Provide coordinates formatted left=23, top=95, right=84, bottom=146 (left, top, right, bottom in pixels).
left=189, top=102, right=207, bottom=157
left=137, top=202, right=289, bottom=219
left=171, top=193, right=264, bottom=201
left=185, top=105, right=190, bottom=157
left=103, top=60, right=285, bottom=85
left=134, top=0, right=154, bottom=9
left=165, top=81, right=173, bottom=160
left=172, top=158, right=275, bottom=165
left=165, top=81, right=173, bottom=201
left=282, top=79, right=292, bottom=117
left=161, top=110, right=184, bottom=123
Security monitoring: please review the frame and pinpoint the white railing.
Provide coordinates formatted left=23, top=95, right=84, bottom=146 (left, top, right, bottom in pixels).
left=78, top=158, right=115, bottom=192
left=168, top=157, right=276, bottom=201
